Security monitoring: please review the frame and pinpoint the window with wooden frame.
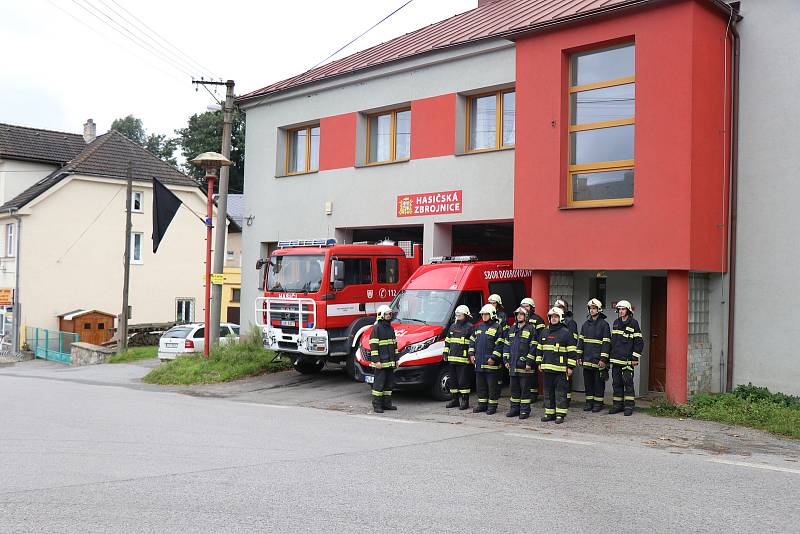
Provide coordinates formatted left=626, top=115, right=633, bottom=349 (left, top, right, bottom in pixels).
left=568, top=43, right=635, bottom=207
left=366, top=108, right=410, bottom=164
left=286, top=125, right=320, bottom=174
left=466, top=89, right=515, bottom=152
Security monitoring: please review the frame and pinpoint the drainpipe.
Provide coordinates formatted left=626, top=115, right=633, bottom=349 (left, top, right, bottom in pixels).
left=8, top=208, right=22, bottom=354
left=724, top=17, right=741, bottom=393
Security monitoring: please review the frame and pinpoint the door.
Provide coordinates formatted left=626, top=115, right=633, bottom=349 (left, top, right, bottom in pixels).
left=649, top=277, right=667, bottom=391
left=227, top=306, right=240, bottom=325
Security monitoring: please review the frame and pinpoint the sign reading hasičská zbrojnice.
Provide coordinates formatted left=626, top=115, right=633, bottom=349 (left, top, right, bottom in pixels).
left=397, top=190, right=462, bottom=217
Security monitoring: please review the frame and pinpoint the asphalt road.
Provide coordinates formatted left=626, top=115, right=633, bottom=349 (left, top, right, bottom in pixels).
left=1, top=362, right=799, bottom=533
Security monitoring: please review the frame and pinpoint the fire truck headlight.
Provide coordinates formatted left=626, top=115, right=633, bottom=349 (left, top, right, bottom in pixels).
left=405, top=336, right=437, bottom=354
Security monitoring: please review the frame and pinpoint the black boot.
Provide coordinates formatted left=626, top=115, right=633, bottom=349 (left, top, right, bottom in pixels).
left=592, top=401, right=603, bottom=413
left=624, top=408, right=633, bottom=416
left=530, top=394, right=538, bottom=403
left=555, top=416, right=565, bottom=424
left=609, top=405, right=623, bottom=415
left=473, top=403, right=487, bottom=413
left=383, top=397, right=397, bottom=411
left=541, top=414, right=555, bottom=422
left=583, top=402, right=593, bottom=412
left=459, top=394, right=470, bottom=410
left=372, top=401, right=384, bottom=414
left=506, top=404, right=520, bottom=418
left=486, top=404, right=497, bottom=415
left=519, top=410, right=530, bottom=420
left=445, top=393, right=460, bottom=409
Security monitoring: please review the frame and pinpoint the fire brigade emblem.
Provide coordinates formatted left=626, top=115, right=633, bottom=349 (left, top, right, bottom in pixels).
left=367, top=290, right=373, bottom=298
left=398, top=196, right=413, bottom=216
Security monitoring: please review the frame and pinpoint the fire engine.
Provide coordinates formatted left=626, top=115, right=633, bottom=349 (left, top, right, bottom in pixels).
left=355, top=256, right=533, bottom=399
left=255, top=239, right=421, bottom=376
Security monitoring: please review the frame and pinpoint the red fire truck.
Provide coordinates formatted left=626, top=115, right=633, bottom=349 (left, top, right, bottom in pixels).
left=255, top=239, right=421, bottom=376
left=355, top=257, right=532, bottom=399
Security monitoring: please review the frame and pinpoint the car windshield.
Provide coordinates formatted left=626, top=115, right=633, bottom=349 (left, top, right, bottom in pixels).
left=267, top=254, right=325, bottom=293
left=163, top=327, right=192, bottom=339
left=391, top=290, right=458, bottom=326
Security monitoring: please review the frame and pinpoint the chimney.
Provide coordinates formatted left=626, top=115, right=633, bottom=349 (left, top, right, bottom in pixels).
left=83, top=118, right=96, bottom=143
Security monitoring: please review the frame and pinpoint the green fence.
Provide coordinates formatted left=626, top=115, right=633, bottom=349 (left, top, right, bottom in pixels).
left=28, top=328, right=78, bottom=364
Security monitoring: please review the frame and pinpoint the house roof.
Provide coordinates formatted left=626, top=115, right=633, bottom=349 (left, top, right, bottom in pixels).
left=1, top=130, right=198, bottom=211
left=59, top=309, right=116, bottom=320
left=0, top=122, right=86, bottom=164
left=226, top=193, right=244, bottom=227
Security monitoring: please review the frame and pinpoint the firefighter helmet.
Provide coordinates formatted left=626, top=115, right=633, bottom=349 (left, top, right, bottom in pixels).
left=488, top=294, right=503, bottom=305
left=554, top=299, right=568, bottom=310
left=376, top=304, right=393, bottom=319
left=520, top=297, right=535, bottom=308
left=454, top=304, right=472, bottom=318
left=587, top=298, right=603, bottom=310
left=514, top=306, right=529, bottom=317
left=479, top=304, right=497, bottom=319
left=547, top=306, right=564, bottom=320
left=616, top=300, right=633, bottom=312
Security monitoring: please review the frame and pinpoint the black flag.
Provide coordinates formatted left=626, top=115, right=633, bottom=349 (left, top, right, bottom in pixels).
left=152, top=177, right=182, bottom=253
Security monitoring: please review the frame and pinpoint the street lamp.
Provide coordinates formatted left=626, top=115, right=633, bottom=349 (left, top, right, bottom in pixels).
left=190, top=151, right=232, bottom=358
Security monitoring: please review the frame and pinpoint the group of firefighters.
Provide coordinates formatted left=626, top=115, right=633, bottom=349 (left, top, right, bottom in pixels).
left=368, top=294, right=644, bottom=424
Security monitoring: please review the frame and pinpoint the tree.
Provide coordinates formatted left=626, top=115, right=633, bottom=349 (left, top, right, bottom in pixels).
left=175, top=110, right=245, bottom=193
left=111, top=115, right=178, bottom=166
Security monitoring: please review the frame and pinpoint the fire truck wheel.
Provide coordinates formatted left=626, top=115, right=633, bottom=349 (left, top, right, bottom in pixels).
left=294, top=359, right=325, bottom=374
left=430, top=365, right=453, bottom=401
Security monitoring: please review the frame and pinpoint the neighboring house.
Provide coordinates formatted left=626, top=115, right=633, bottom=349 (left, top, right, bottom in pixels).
left=0, top=121, right=215, bottom=340
left=221, top=193, right=243, bottom=325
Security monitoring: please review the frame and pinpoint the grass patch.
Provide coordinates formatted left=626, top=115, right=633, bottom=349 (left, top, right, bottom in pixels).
left=142, top=336, right=290, bottom=385
left=108, top=346, right=158, bottom=363
left=649, top=384, right=800, bottom=439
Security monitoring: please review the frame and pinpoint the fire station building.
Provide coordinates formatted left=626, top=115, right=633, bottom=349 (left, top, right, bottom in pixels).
left=239, top=0, right=800, bottom=400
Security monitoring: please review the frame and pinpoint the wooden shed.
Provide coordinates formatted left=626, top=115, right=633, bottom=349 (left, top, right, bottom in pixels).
left=58, top=309, right=116, bottom=345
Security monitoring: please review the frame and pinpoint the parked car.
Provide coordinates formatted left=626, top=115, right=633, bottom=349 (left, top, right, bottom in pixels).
left=157, top=323, right=240, bottom=361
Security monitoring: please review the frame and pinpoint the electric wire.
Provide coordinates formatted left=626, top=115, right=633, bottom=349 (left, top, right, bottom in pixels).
left=56, top=185, right=125, bottom=263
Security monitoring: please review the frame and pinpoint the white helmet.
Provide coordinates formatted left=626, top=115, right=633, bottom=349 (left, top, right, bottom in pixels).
left=547, top=306, right=564, bottom=320
left=514, top=306, right=529, bottom=317
left=479, top=304, right=497, bottom=319
left=376, top=304, right=393, bottom=319
left=520, top=297, right=535, bottom=308
left=554, top=299, right=568, bottom=309
left=454, top=304, right=472, bottom=318
left=587, top=298, right=603, bottom=310
left=616, top=300, right=633, bottom=312
left=488, top=294, right=503, bottom=305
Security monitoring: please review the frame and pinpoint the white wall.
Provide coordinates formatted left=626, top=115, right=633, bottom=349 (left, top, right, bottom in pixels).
left=0, top=159, right=57, bottom=206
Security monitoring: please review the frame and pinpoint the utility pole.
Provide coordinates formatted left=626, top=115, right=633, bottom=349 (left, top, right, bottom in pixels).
left=120, top=161, right=133, bottom=353
left=193, top=79, right=235, bottom=349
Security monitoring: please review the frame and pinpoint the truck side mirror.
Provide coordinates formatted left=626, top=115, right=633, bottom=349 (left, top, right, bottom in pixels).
left=333, top=260, right=345, bottom=282
left=256, top=259, right=266, bottom=271
left=333, top=280, right=345, bottom=291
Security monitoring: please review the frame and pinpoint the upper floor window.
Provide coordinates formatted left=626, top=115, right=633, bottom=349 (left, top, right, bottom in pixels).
left=568, top=43, right=635, bottom=207
left=466, top=89, right=515, bottom=152
left=367, top=108, right=410, bottom=164
left=5, top=223, right=15, bottom=257
left=131, top=191, right=143, bottom=213
left=286, top=125, right=320, bottom=174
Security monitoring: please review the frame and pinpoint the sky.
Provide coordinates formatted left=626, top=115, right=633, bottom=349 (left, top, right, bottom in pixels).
left=0, top=0, right=477, bottom=142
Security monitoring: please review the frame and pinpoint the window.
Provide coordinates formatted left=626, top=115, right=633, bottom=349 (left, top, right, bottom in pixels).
left=286, top=125, right=320, bottom=174
left=466, top=89, right=515, bottom=152
left=84, top=323, right=91, bottom=330
left=131, top=232, right=143, bottom=264
left=231, top=288, right=241, bottom=303
left=488, top=281, right=526, bottom=316
left=455, top=290, right=484, bottom=323
left=193, top=328, right=204, bottom=339
left=341, top=258, right=372, bottom=286
left=131, top=191, right=143, bottom=213
left=367, top=108, right=410, bottom=164
left=377, top=258, right=399, bottom=284
left=98, top=323, right=105, bottom=330
left=568, top=43, right=635, bottom=207
left=176, top=298, right=194, bottom=323
left=5, top=223, right=15, bottom=257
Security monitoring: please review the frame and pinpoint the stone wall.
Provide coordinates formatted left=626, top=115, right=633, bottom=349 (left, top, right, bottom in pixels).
left=687, top=273, right=713, bottom=395
left=688, top=344, right=713, bottom=395
left=70, top=342, right=114, bottom=367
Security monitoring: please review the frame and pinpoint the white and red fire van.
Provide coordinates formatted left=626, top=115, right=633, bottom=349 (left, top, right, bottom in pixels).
left=355, top=256, right=532, bottom=399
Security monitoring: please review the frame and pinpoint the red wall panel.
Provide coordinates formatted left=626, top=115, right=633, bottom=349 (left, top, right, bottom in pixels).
left=411, top=94, right=456, bottom=160
left=319, top=113, right=357, bottom=171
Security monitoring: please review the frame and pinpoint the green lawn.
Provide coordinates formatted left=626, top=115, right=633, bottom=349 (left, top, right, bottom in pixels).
left=142, top=337, right=290, bottom=385
left=649, top=384, right=800, bottom=439
left=108, top=346, right=158, bottom=364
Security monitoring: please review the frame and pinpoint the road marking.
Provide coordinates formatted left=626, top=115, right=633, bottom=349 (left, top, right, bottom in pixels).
left=234, top=402, right=291, bottom=409
left=348, top=414, right=418, bottom=424
left=708, top=458, right=800, bottom=475
left=505, top=432, right=595, bottom=446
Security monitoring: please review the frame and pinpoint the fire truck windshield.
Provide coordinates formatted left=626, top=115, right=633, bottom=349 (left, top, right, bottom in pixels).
left=266, top=254, right=325, bottom=293
left=392, top=290, right=458, bottom=326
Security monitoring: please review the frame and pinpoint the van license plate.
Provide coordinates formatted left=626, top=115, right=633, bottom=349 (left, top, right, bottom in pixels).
left=364, top=375, right=374, bottom=384
left=280, top=320, right=296, bottom=327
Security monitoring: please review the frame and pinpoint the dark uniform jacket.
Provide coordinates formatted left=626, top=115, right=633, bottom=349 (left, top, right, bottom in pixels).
left=443, top=320, right=474, bottom=365
left=564, top=312, right=579, bottom=343
left=577, top=314, right=611, bottom=368
left=469, top=319, right=503, bottom=373
left=528, top=313, right=546, bottom=335
left=610, top=315, right=644, bottom=366
left=503, top=321, right=537, bottom=375
left=535, top=322, right=578, bottom=373
left=369, top=319, right=398, bottom=367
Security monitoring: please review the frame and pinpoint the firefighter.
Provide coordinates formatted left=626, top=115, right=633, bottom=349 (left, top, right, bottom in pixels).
left=469, top=304, right=504, bottom=415
left=443, top=304, right=474, bottom=410
left=577, top=298, right=611, bottom=413
left=503, top=307, right=537, bottom=419
left=536, top=307, right=577, bottom=424
left=610, top=300, right=644, bottom=416
left=520, top=297, right=545, bottom=402
left=487, top=294, right=508, bottom=390
left=555, top=299, right=578, bottom=406
left=368, top=304, right=398, bottom=414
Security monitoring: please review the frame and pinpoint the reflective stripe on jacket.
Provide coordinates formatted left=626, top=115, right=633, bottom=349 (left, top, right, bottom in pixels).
left=503, top=321, right=537, bottom=375
left=443, top=320, right=474, bottom=364
left=535, top=322, right=578, bottom=373
left=369, top=319, right=398, bottom=367
left=610, top=316, right=644, bottom=367
left=578, top=314, right=611, bottom=367
left=469, top=319, right=503, bottom=373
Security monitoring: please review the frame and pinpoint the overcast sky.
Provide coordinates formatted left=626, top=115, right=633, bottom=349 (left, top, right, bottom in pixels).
left=0, top=0, right=476, bottom=140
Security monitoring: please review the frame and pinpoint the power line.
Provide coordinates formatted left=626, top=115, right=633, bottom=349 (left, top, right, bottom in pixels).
left=311, top=0, right=416, bottom=70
